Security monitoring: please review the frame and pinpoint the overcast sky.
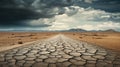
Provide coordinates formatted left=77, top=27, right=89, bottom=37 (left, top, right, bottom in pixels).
left=0, top=0, right=120, bottom=31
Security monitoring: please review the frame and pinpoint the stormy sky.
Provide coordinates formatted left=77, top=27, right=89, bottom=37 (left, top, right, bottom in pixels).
left=0, top=0, right=120, bottom=31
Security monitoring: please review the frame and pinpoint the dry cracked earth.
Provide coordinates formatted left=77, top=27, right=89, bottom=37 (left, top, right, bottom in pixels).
left=0, top=34, right=120, bottom=67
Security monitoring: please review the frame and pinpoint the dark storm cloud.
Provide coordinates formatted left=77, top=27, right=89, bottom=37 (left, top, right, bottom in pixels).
left=0, top=0, right=73, bottom=27
left=75, top=0, right=120, bottom=12
left=109, top=14, right=120, bottom=22
left=92, top=0, right=120, bottom=12
left=0, top=0, right=120, bottom=27
left=0, top=7, right=55, bottom=27
left=0, top=8, right=39, bottom=21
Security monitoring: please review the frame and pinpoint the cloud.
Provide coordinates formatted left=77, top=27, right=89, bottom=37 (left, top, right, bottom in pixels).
left=77, top=22, right=120, bottom=31
left=0, top=0, right=72, bottom=27
left=75, top=0, right=120, bottom=12
left=45, top=6, right=120, bottom=31
left=48, top=22, right=69, bottom=30
left=84, top=0, right=96, bottom=3
left=28, top=18, right=53, bottom=27
left=0, top=0, right=120, bottom=31
left=65, top=6, right=119, bottom=22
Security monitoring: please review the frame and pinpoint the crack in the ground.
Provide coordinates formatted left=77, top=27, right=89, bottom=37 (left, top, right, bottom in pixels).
left=0, top=34, right=120, bottom=67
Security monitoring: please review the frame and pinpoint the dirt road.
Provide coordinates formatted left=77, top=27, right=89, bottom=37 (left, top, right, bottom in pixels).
left=0, top=34, right=120, bottom=67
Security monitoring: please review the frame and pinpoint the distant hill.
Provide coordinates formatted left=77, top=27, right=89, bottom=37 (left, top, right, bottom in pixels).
left=61, top=28, right=118, bottom=32
left=102, top=29, right=117, bottom=32
left=0, top=28, right=118, bottom=32
left=67, top=28, right=87, bottom=32
left=58, top=28, right=87, bottom=32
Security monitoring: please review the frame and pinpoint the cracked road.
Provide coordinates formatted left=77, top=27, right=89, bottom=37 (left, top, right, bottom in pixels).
left=0, top=34, right=120, bottom=67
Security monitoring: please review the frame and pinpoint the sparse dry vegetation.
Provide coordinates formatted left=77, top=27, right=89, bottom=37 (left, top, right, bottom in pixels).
left=18, top=41, right=23, bottom=44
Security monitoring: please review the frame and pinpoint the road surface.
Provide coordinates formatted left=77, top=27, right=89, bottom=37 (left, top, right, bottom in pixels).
left=0, top=34, right=120, bottom=67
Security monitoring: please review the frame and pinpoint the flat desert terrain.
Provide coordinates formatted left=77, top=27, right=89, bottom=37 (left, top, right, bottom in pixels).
left=0, top=32, right=58, bottom=52
left=64, top=32, right=120, bottom=52
left=0, top=32, right=120, bottom=52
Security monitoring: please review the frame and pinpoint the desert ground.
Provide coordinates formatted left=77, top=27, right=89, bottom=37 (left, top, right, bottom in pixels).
left=0, top=32, right=120, bottom=52
left=0, top=32, right=58, bottom=52
left=63, top=32, right=120, bottom=52
left=0, top=34, right=120, bottom=67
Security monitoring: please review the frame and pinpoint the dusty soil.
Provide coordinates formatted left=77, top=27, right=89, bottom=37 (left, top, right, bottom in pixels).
left=0, top=32, right=58, bottom=52
left=63, top=32, right=120, bottom=52
left=0, top=32, right=120, bottom=52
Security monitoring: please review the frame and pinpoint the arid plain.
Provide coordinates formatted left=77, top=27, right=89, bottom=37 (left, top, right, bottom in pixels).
left=0, top=32, right=120, bottom=52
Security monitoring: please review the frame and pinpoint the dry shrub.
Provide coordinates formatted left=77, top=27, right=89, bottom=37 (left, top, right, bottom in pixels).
left=29, top=34, right=35, bottom=36
left=93, top=34, right=98, bottom=36
left=18, top=41, right=23, bottom=44
left=73, top=34, right=75, bottom=35
left=79, top=37, right=83, bottom=39
left=31, top=37, right=38, bottom=39
left=95, top=37, right=102, bottom=39
left=12, top=34, right=14, bottom=35
left=11, top=43, right=15, bottom=45
left=18, top=38, right=21, bottom=40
